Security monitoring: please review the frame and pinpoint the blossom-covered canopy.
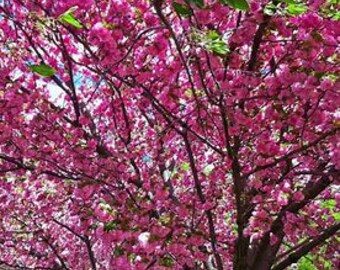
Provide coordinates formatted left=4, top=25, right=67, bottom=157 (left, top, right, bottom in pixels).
left=0, top=0, right=339, bottom=269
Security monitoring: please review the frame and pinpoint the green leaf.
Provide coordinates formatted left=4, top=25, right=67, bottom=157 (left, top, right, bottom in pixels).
left=104, top=221, right=118, bottom=232
left=204, top=30, right=229, bottom=55
left=297, top=257, right=317, bottom=270
left=323, top=9, right=340, bottom=20
left=333, top=212, right=340, bottom=221
left=29, top=64, right=56, bottom=77
left=264, top=3, right=277, bottom=15
left=160, top=256, right=173, bottom=267
left=181, top=162, right=190, bottom=171
left=321, top=199, right=339, bottom=220
left=159, top=214, right=171, bottom=225
left=173, top=2, right=192, bottom=16
left=184, top=89, right=193, bottom=98
left=326, top=0, right=340, bottom=5
left=207, top=30, right=220, bottom=41
left=58, top=6, right=83, bottom=29
left=323, top=260, right=333, bottom=270
left=321, top=0, right=340, bottom=20
left=321, top=199, right=336, bottom=210
left=286, top=3, right=307, bottom=16
left=330, top=11, right=340, bottom=20
left=190, top=0, right=204, bottom=8
left=208, top=39, right=229, bottom=55
left=278, top=0, right=296, bottom=3
left=314, top=72, right=326, bottom=79
left=113, top=247, right=125, bottom=256
left=219, top=0, right=250, bottom=11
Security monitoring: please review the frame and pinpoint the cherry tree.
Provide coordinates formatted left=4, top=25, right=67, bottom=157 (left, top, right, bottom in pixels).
left=0, top=0, right=339, bottom=269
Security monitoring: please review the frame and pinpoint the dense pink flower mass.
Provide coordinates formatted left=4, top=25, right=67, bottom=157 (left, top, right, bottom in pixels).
left=0, top=0, right=339, bottom=269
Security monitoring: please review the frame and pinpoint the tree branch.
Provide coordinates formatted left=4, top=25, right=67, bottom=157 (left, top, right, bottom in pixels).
left=248, top=15, right=271, bottom=71
left=272, top=223, right=340, bottom=270
left=183, top=133, right=224, bottom=270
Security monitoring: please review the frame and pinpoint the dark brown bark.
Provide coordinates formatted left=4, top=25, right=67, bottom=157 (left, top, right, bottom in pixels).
left=249, top=171, right=337, bottom=270
left=273, top=223, right=340, bottom=270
